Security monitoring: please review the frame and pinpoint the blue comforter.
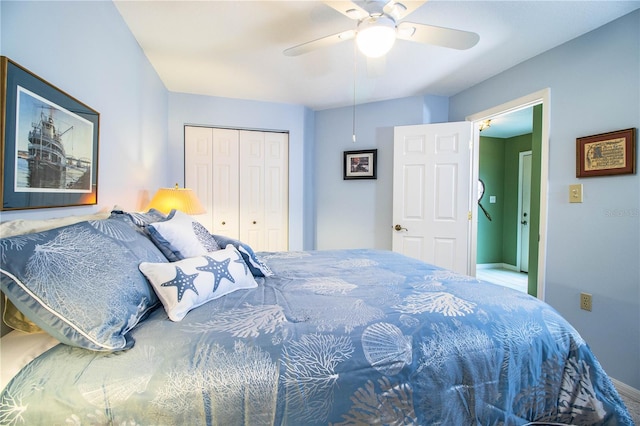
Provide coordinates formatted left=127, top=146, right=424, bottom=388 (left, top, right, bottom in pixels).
left=0, top=249, right=633, bottom=425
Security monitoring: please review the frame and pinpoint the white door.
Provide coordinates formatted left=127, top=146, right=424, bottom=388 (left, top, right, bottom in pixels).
left=239, top=130, right=289, bottom=252
left=263, top=131, right=289, bottom=251
left=240, top=130, right=266, bottom=250
left=518, top=151, right=532, bottom=273
left=185, top=126, right=240, bottom=237
left=392, top=122, right=473, bottom=274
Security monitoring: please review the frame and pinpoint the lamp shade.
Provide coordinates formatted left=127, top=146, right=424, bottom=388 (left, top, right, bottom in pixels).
left=146, top=185, right=205, bottom=215
left=356, top=15, right=396, bottom=58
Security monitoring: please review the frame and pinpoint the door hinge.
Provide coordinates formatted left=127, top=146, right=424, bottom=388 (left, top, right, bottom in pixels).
left=468, top=211, right=472, bottom=220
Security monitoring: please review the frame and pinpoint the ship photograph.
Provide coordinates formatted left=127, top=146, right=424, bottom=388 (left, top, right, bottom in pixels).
left=15, top=86, right=95, bottom=193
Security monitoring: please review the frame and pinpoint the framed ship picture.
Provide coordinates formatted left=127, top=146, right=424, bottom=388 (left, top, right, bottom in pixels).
left=0, top=56, right=100, bottom=210
left=344, top=149, right=377, bottom=180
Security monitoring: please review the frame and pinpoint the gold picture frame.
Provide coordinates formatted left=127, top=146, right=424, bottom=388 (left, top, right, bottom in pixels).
left=576, top=128, right=636, bottom=178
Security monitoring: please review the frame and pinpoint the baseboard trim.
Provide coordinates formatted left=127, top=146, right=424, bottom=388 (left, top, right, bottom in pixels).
left=611, top=378, right=640, bottom=402
left=477, top=263, right=518, bottom=271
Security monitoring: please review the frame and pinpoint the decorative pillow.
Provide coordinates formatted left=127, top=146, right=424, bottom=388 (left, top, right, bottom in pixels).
left=213, top=234, right=273, bottom=277
left=147, top=210, right=220, bottom=262
left=139, top=245, right=258, bottom=321
left=0, top=219, right=167, bottom=351
left=1, top=210, right=111, bottom=334
left=109, top=208, right=167, bottom=236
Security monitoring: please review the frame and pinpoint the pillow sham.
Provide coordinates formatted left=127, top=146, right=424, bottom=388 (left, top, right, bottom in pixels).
left=139, top=245, right=258, bottom=321
left=213, top=234, right=273, bottom=277
left=0, top=219, right=167, bottom=351
left=147, top=210, right=220, bottom=262
left=109, top=208, right=167, bottom=236
left=1, top=210, right=111, bottom=334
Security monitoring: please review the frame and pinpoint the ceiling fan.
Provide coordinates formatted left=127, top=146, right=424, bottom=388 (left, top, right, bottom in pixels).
left=284, top=0, right=480, bottom=58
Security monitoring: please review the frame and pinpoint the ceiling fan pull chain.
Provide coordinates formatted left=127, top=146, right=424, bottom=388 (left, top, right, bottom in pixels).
left=352, top=37, right=357, bottom=143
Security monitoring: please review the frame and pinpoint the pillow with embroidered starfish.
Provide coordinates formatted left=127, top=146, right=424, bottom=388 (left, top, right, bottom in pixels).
left=138, top=244, right=257, bottom=321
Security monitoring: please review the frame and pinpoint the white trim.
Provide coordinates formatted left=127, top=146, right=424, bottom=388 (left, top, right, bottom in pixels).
left=466, top=88, right=550, bottom=301
left=477, top=263, right=518, bottom=271
left=611, top=378, right=640, bottom=403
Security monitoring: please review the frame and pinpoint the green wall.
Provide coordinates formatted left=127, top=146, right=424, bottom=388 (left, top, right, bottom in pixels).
left=527, top=104, right=543, bottom=296
left=477, top=137, right=504, bottom=264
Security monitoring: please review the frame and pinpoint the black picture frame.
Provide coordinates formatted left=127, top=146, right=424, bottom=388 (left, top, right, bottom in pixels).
left=343, top=149, right=377, bottom=180
left=1, top=56, right=100, bottom=210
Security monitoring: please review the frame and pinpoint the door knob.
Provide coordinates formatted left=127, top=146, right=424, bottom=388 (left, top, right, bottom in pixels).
left=394, top=224, right=408, bottom=231
left=252, top=221, right=257, bottom=225
left=521, top=220, right=528, bottom=225
left=221, top=221, right=226, bottom=225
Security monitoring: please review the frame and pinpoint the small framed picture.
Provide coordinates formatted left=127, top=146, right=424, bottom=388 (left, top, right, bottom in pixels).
left=344, top=149, right=377, bottom=180
left=576, top=128, right=636, bottom=177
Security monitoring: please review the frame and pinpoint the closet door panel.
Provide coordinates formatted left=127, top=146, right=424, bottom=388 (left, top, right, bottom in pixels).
left=185, top=126, right=214, bottom=233
left=211, top=129, right=240, bottom=238
left=264, top=132, right=289, bottom=251
left=239, top=131, right=265, bottom=250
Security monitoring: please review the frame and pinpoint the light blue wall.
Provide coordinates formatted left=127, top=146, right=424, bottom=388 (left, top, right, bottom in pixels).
left=449, top=10, right=640, bottom=389
left=167, top=93, right=313, bottom=251
left=314, top=95, right=447, bottom=250
left=0, top=1, right=168, bottom=222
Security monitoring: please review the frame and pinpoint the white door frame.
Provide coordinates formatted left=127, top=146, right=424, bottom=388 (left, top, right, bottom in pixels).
left=466, top=88, right=550, bottom=300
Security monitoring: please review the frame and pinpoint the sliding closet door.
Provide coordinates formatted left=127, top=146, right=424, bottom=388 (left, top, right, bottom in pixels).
left=239, top=130, right=288, bottom=251
left=263, top=131, right=288, bottom=251
left=185, top=126, right=240, bottom=238
left=186, top=126, right=288, bottom=251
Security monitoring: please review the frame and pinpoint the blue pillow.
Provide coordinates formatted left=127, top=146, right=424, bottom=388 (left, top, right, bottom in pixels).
left=147, top=210, right=220, bottom=262
left=0, top=219, right=166, bottom=352
left=109, top=208, right=167, bottom=237
left=213, top=234, right=273, bottom=277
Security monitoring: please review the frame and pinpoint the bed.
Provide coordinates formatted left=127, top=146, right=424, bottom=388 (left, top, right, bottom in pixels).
left=0, top=210, right=633, bottom=425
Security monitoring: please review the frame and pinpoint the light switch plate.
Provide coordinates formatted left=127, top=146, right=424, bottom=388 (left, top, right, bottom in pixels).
left=489, top=196, right=496, bottom=204
left=569, top=184, right=583, bottom=203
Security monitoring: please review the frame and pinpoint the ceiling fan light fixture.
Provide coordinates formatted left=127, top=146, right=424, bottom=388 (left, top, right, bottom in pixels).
left=356, top=15, right=396, bottom=58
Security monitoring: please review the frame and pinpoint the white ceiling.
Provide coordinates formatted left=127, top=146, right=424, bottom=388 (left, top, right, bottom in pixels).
left=114, top=0, right=639, bottom=116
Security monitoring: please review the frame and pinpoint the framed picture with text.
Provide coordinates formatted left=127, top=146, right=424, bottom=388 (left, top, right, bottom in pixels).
left=576, top=128, right=636, bottom=178
left=1, top=56, right=100, bottom=210
left=344, top=149, right=377, bottom=180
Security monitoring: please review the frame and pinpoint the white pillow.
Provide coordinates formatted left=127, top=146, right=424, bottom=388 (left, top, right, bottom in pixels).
left=139, top=245, right=258, bottom=321
left=147, top=210, right=220, bottom=261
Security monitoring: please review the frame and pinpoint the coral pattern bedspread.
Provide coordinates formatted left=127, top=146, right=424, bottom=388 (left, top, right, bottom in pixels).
left=0, top=249, right=632, bottom=425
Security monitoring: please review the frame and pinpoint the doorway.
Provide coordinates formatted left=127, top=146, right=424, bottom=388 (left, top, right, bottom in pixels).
left=475, top=111, right=532, bottom=293
left=467, top=89, right=550, bottom=299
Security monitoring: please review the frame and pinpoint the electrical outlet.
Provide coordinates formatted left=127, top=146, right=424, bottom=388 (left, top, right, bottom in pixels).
left=580, top=292, right=592, bottom=311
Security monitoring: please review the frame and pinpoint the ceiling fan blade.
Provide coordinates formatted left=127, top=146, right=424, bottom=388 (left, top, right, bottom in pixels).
left=284, top=30, right=356, bottom=57
left=323, top=1, right=368, bottom=20
left=383, top=1, right=427, bottom=21
left=397, top=21, right=479, bottom=50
